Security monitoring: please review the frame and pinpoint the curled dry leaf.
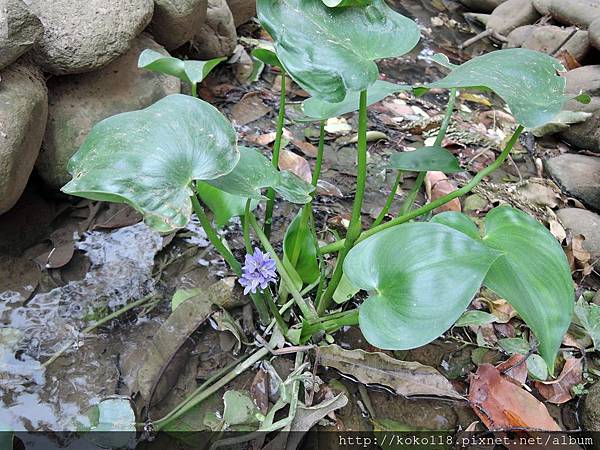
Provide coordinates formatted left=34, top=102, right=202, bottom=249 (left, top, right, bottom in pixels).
left=534, top=358, right=583, bottom=405
left=469, top=364, right=561, bottom=431
left=496, top=354, right=528, bottom=385
left=425, top=171, right=461, bottom=213
left=564, top=233, right=592, bottom=276
left=324, top=117, right=352, bottom=135
left=250, top=366, right=270, bottom=415
left=317, top=180, right=343, bottom=198
left=279, top=150, right=312, bottom=183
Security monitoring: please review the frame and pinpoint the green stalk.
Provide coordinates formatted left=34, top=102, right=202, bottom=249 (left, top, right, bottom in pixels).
left=248, top=213, right=317, bottom=320
left=400, top=88, right=457, bottom=213
left=263, top=73, right=287, bottom=238
left=317, top=90, right=368, bottom=315
left=191, top=193, right=270, bottom=324
left=319, top=125, right=524, bottom=255
left=372, top=170, right=402, bottom=227
left=191, top=82, right=198, bottom=98
left=243, top=199, right=253, bottom=254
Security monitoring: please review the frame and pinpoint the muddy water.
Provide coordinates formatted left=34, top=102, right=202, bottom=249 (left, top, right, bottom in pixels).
left=0, top=0, right=520, bottom=439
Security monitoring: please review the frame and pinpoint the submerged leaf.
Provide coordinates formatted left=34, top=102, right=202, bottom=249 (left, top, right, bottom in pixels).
left=318, top=345, right=462, bottom=399
left=258, top=0, right=420, bottom=102
left=62, top=94, right=239, bottom=233
left=344, top=222, right=499, bottom=350
left=138, top=49, right=225, bottom=85
left=422, top=49, right=566, bottom=128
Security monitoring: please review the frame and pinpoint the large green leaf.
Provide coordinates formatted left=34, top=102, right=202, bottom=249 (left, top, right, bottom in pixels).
left=138, top=49, right=225, bottom=85
left=431, top=208, right=574, bottom=372
left=389, top=146, right=461, bottom=173
left=283, top=211, right=320, bottom=284
left=257, top=0, right=420, bottom=102
left=196, top=181, right=259, bottom=228
left=204, top=146, right=314, bottom=204
left=344, top=223, right=500, bottom=350
left=422, top=49, right=566, bottom=129
left=62, top=94, right=239, bottom=233
left=302, top=80, right=408, bottom=120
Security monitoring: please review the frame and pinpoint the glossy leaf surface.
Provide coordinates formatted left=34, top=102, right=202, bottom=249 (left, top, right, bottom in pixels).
left=251, top=48, right=283, bottom=69
left=196, top=182, right=259, bottom=228
left=302, top=80, right=408, bottom=119
left=204, top=147, right=313, bottom=204
left=62, top=94, right=239, bottom=232
left=138, top=49, right=225, bottom=85
left=283, top=212, right=320, bottom=284
left=389, top=146, right=461, bottom=173
left=344, top=223, right=500, bottom=350
left=422, top=49, right=566, bottom=128
left=258, top=0, right=420, bottom=102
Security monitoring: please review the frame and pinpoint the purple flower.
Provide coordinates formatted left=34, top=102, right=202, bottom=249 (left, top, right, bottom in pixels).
left=238, top=247, right=277, bottom=295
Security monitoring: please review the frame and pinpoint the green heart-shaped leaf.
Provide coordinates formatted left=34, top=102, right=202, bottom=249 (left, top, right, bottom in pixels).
left=283, top=211, right=320, bottom=284
left=196, top=182, right=259, bottom=228
left=138, top=49, right=225, bottom=85
left=389, top=146, right=461, bottom=173
left=62, top=94, right=239, bottom=233
left=344, top=223, right=500, bottom=350
left=204, top=146, right=314, bottom=204
left=421, top=49, right=566, bottom=128
left=258, top=0, right=420, bottom=102
left=251, top=48, right=283, bottom=69
left=302, top=80, right=408, bottom=120
left=430, top=207, right=574, bottom=372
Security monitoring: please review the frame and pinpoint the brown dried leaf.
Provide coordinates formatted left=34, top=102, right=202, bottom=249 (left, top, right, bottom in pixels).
left=278, top=149, right=312, bottom=183
left=244, top=132, right=277, bottom=146
left=317, top=180, right=343, bottom=198
left=250, top=366, right=270, bottom=415
left=230, top=92, right=270, bottom=126
left=469, top=364, right=561, bottom=431
left=496, top=354, right=528, bottom=385
left=425, top=171, right=461, bottom=213
left=534, top=358, right=582, bottom=404
left=292, top=138, right=318, bottom=157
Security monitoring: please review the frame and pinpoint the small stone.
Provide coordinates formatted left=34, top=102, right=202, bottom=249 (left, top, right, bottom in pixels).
left=0, top=0, right=43, bottom=70
left=149, top=0, right=208, bottom=51
left=556, top=208, right=600, bottom=256
left=486, top=0, right=540, bottom=36
left=190, top=0, right=237, bottom=59
left=590, top=17, right=600, bottom=52
left=36, top=34, right=180, bottom=189
left=545, top=154, right=600, bottom=211
left=583, top=381, right=600, bottom=435
left=26, top=0, right=154, bottom=75
left=0, top=63, right=48, bottom=215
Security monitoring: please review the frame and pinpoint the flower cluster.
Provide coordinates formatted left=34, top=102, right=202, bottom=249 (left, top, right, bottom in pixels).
left=238, top=248, right=277, bottom=295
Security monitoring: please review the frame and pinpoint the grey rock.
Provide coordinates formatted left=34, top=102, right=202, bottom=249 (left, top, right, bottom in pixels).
left=457, top=0, right=507, bottom=13
left=590, top=17, right=600, bottom=51
left=25, top=0, right=154, bottom=75
left=226, top=0, right=256, bottom=25
left=0, top=63, right=48, bottom=215
left=532, top=0, right=550, bottom=15
left=486, top=0, right=540, bottom=36
left=548, top=0, right=600, bottom=28
left=583, top=381, right=600, bottom=435
left=150, top=0, right=208, bottom=50
left=190, top=0, right=237, bottom=59
left=522, top=26, right=589, bottom=61
left=561, top=110, right=600, bottom=153
left=0, top=0, right=43, bottom=70
left=545, top=154, right=600, bottom=210
left=563, top=66, right=600, bottom=115
left=506, top=25, right=537, bottom=48
left=556, top=208, right=600, bottom=256
left=36, top=34, right=180, bottom=189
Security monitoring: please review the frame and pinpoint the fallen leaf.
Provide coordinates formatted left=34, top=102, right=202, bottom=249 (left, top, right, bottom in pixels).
left=534, top=358, right=582, bottom=404
left=317, top=180, right=343, bottom=198
left=279, top=150, right=312, bottom=183
left=468, top=364, right=561, bottom=430
left=574, top=298, right=600, bottom=350
left=318, top=345, right=463, bottom=399
left=325, top=117, right=352, bottom=134
left=460, top=92, right=492, bottom=107
left=34, top=228, right=75, bottom=269
left=555, top=49, right=581, bottom=71
left=245, top=132, right=277, bottom=146
left=92, top=203, right=142, bottom=230
left=564, top=233, right=592, bottom=275
left=348, top=131, right=388, bottom=143
left=231, top=92, right=270, bottom=126
left=496, top=354, right=528, bottom=385
left=251, top=367, right=270, bottom=415
left=425, top=171, right=461, bottom=213
left=292, top=138, right=318, bottom=157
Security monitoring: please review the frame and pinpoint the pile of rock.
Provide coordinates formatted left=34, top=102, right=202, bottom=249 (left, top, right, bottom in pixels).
left=0, top=0, right=255, bottom=215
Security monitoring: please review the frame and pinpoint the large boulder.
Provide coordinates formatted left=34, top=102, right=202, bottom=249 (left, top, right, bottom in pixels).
left=149, top=0, right=208, bottom=51
left=0, top=0, right=43, bottom=70
left=556, top=208, right=600, bottom=256
left=532, top=0, right=550, bottom=15
left=226, top=0, right=256, bottom=26
left=545, top=154, right=600, bottom=211
left=521, top=26, right=589, bottom=61
left=36, top=34, right=181, bottom=189
left=561, top=111, right=600, bottom=153
left=24, top=0, right=154, bottom=75
left=590, top=17, right=600, bottom=51
left=547, top=0, right=600, bottom=28
left=190, top=0, right=237, bottom=59
left=0, top=63, right=48, bottom=215
left=486, top=0, right=540, bottom=36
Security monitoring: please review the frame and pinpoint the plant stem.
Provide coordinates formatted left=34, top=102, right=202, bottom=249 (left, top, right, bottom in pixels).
left=243, top=199, right=253, bottom=254
left=319, top=125, right=524, bottom=255
left=317, top=90, right=368, bottom=315
left=399, top=88, right=457, bottom=213
left=191, top=192, right=270, bottom=324
left=248, top=213, right=317, bottom=320
left=191, top=82, right=198, bottom=98
left=263, top=73, right=287, bottom=238
left=372, top=170, right=402, bottom=227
